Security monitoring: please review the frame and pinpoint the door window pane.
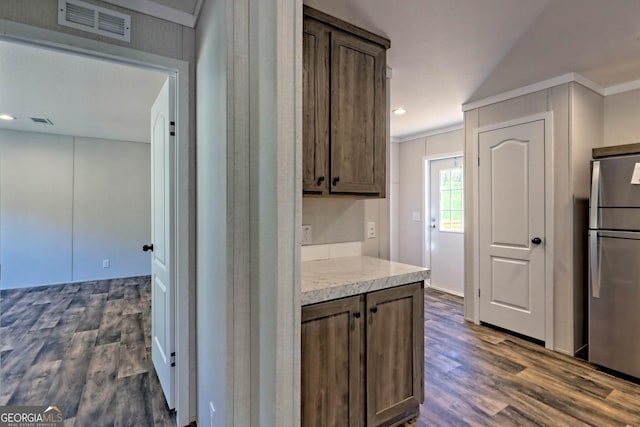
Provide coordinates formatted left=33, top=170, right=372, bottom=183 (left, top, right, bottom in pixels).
left=439, top=167, right=464, bottom=233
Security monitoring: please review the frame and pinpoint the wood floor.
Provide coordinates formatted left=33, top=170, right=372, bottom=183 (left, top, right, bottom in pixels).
left=4, top=281, right=640, bottom=426
left=405, top=288, right=640, bottom=427
left=0, top=276, right=175, bottom=427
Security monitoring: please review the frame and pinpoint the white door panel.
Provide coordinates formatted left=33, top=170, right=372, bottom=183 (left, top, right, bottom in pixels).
left=151, top=77, right=175, bottom=409
left=490, top=141, right=529, bottom=246
left=429, top=157, right=464, bottom=295
left=479, top=120, right=545, bottom=341
left=491, top=257, right=530, bottom=310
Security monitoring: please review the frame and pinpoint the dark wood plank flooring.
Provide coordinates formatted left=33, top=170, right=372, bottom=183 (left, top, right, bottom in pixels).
left=0, top=276, right=175, bottom=427
left=6, top=281, right=640, bottom=426
left=406, top=288, right=640, bottom=427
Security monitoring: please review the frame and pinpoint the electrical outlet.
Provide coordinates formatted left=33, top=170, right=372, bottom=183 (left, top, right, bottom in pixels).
left=102, top=259, right=110, bottom=268
left=301, top=225, right=313, bottom=245
left=367, top=222, right=376, bottom=239
left=412, top=212, right=421, bottom=221
left=209, top=402, right=216, bottom=427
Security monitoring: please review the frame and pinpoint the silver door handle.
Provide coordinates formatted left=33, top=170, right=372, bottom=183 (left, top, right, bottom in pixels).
left=590, top=161, right=600, bottom=229
left=589, top=230, right=600, bottom=298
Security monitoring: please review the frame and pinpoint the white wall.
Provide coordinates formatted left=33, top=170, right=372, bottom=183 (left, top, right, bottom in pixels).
left=390, top=141, right=400, bottom=260
left=302, top=199, right=364, bottom=243
left=72, top=137, right=151, bottom=281
left=197, top=1, right=302, bottom=424
left=0, top=131, right=74, bottom=287
left=604, top=88, right=640, bottom=147
left=195, top=0, right=229, bottom=424
left=396, top=129, right=464, bottom=268
left=0, top=130, right=150, bottom=289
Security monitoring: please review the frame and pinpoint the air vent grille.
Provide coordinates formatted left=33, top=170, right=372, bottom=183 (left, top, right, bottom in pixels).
left=30, top=117, right=54, bottom=125
left=66, top=2, right=94, bottom=28
left=58, top=0, right=131, bottom=42
left=98, top=12, right=126, bottom=36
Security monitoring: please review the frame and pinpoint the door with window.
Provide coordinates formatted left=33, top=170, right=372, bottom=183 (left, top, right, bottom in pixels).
left=429, top=157, right=464, bottom=295
left=478, top=119, right=545, bottom=341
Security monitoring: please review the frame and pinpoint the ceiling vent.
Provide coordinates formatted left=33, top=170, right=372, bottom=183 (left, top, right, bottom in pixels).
left=58, top=0, right=131, bottom=42
left=30, top=117, right=54, bottom=125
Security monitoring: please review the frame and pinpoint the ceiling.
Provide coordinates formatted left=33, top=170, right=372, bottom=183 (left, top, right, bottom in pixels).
left=305, top=0, right=640, bottom=140
left=5, top=0, right=640, bottom=142
left=0, top=40, right=167, bottom=143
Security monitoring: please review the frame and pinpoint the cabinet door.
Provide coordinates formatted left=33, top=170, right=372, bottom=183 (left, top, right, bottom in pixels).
left=366, top=283, right=424, bottom=426
left=301, top=296, right=364, bottom=427
left=330, top=31, right=386, bottom=196
left=302, top=17, right=330, bottom=194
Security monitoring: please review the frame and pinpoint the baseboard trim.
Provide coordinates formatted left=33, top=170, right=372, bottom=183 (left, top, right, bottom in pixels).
left=427, top=283, right=464, bottom=297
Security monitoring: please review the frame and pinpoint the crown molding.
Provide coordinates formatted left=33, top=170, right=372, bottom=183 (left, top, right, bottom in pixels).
left=393, top=122, right=463, bottom=143
left=604, top=79, right=640, bottom=96
left=462, top=72, right=605, bottom=112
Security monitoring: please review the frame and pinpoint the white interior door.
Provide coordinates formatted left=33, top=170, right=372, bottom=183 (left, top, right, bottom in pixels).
left=429, top=157, right=464, bottom=295
left=478, top=120, right=545, bottom=341
left=149, top=77, right=175, bottom=408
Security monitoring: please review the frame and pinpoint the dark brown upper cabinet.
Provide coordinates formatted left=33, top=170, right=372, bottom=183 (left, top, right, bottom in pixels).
left=303, top=6, right=390, bottom=198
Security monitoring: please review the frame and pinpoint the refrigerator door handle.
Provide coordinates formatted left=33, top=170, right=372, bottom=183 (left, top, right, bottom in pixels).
left=590, top=230, right=600, bottom=298
left=590, top=161, right=601, bottom=229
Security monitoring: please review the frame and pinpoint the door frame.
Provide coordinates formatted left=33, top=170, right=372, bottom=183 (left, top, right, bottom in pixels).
left=472, top=112, right=554, bottom=350
left=424, top=152, right=464, bottom=296
left=0, top=20, right=193, bottom=424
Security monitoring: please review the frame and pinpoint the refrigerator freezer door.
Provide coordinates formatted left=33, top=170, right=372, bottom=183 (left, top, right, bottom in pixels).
left=598, top=154, right=640, bottom=208
left=589, top=230, right=640, bottom=378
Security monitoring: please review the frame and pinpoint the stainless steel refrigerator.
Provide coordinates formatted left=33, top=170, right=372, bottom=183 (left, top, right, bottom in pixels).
left=589, top=152, right=640, bottom=378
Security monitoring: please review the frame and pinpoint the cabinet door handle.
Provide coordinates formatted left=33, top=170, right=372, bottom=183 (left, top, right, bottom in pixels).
left=332, top=176, right=340, bottom=186
left=370, top=307, right=378, bottom=314
left=353, top=312, right=361, bottom=318
left=316, top=176, right=325, bottom=186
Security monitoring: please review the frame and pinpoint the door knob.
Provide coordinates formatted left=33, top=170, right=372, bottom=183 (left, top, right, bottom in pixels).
left=143, top=243, right=154, bottom=252
left=531, top=237, right=542, bottom=245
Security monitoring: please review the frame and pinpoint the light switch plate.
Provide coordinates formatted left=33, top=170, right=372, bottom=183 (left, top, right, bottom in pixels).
left=412, top=212, right=421, bottom=221
left=301, top=225, right=313, bottom=245
left=367, top=222, right=376, bottom=239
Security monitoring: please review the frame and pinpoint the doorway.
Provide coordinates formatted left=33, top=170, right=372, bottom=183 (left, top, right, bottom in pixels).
left=0, top=29, right=191, bottom=424
left=425, top=156, right=465, bottom=296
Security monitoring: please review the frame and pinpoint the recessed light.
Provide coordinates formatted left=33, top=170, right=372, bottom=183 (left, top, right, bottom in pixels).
left=0, top=114, right=16, bottom=121
left=392, top=108, right=407, bottom=115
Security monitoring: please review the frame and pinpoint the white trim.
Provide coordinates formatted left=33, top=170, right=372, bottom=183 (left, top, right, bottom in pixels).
left=427, top=282, right=464, bottom=298
left=472, top=112, right=554, bottom=350
left=462, top=73, right=604, bottom=112
left=101, top=0, right=198, bottom=27
left=604, top=78, right=640, bottom=96
left=395, top=123, right=464, bottom=143
left=0, top=19, right=194, bottom=425
left=424, top=150, right=464, bottom=162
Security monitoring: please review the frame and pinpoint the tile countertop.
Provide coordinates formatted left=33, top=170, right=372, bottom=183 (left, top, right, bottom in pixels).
left=301, top=255, right=430, bottom=306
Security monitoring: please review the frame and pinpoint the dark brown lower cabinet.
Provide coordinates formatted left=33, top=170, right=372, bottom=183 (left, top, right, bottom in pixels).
left=301, top=295, right=364, bottom=427
left=301, top=282, right=424, bottom=427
